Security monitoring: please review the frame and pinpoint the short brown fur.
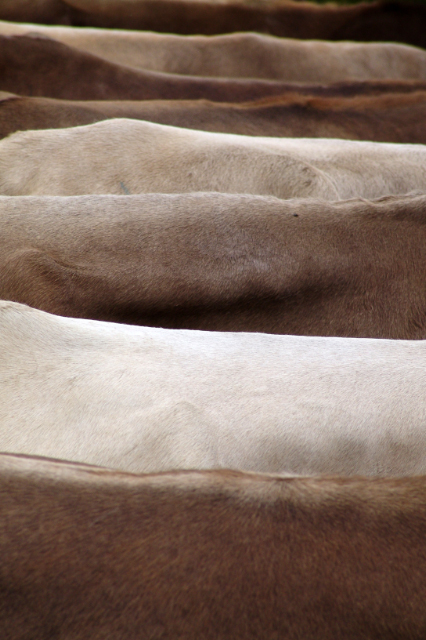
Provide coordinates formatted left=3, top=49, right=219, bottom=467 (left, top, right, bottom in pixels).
left=2, top=90, right=426, bottom=142
left=3, top=0, right=426, bottom=49
left=4, top=35, right=426, bottom=103
left=0, top=452, right=426, bottom=639
left=2, top=192, right=426, bottom=338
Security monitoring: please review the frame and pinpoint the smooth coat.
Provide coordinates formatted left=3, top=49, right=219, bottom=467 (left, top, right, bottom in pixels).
left=3, top=118, right=426, bottom=199
left=1, top=454, right=426, bottom=640
left=2, top=191, right=426, bottom=339
left=2, top=0, right=426, bottom=51
left=0, top=0, right=68, bottom=25
left=1, top=34, right=362, bottom=103
left=2, top=301, right=426, bottom=475
left=3, top=35, right=426, bottom=103
left=2, top=91, right=426, bottom=143
left=2, top=22, right=426, bottom=82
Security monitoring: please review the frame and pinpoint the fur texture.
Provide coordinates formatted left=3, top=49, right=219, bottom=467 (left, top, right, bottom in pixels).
left=0, top=454, right=426, bottom=639
left=2, top=23, right=426, bottom=81
left=2, top=119, right=426, bottom=199
left=3, top=91, right=426, bottom=143
left=0, top=191, right=426, bottom=338
left=1, top=300, right=426, bottom=474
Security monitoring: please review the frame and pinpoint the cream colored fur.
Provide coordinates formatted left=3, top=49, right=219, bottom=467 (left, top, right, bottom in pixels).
left=1, top=300, right=426, bottom=476
left=2, top=119, right=426, bottom=199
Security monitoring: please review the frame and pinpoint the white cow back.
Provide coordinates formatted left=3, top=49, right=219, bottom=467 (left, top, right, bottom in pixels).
left=1, top=301, right=426, bottom=476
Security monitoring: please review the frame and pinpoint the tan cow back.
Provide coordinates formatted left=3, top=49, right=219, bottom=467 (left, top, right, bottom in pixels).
left=2, top=22, right=426, bottom=82
left=3, top=119, right=426, bottom=199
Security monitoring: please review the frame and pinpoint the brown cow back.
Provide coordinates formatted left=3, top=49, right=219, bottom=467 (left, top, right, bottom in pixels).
left=0, top=34, right=350, bottom=102
left=0, top=453, right=425, bottom=639
left=1, top=90, right=426, bottom=143
left=3, top=35, right=426, bottom=102
left=2, top=191, right=426, bottom=339
left=3, top=0, right=426, bottom=49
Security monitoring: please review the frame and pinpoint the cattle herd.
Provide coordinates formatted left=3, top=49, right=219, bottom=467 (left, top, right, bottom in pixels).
left=2, top=0, right=426, bottom=638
